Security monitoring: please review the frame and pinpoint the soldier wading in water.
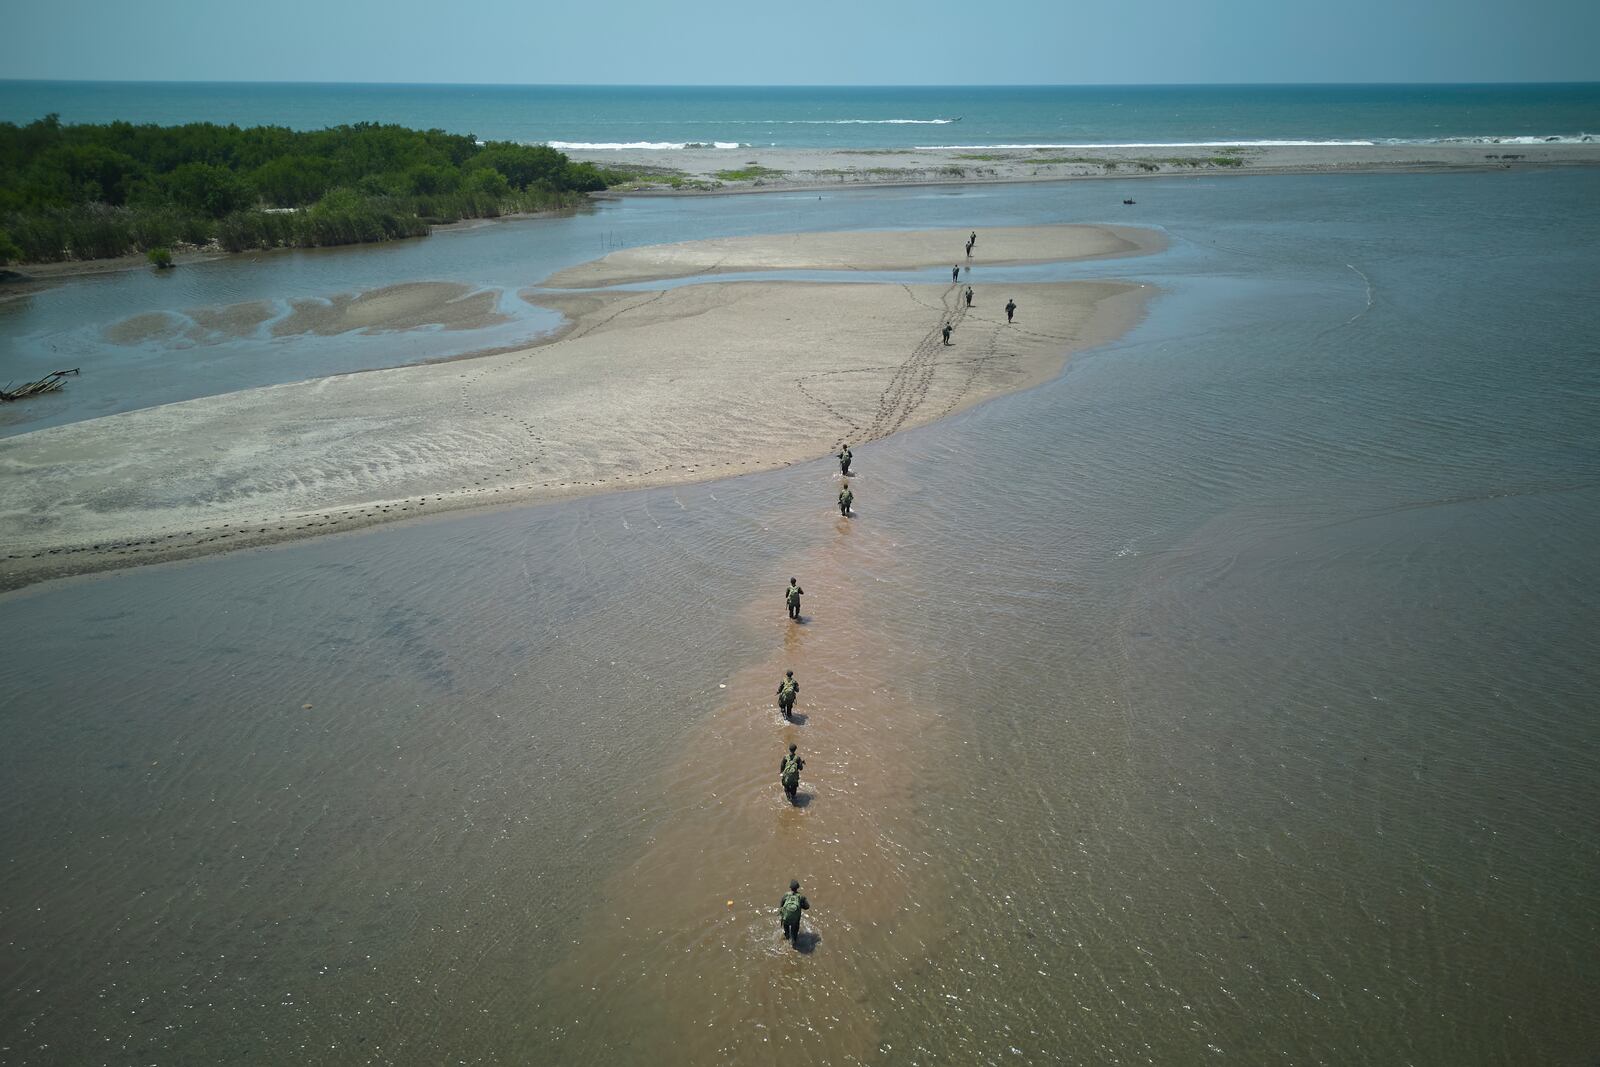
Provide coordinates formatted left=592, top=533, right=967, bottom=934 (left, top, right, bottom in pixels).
left=779, top=880, right=810, bottom=944
left=785, top=577, right=804, bottom=620
left=776, top=670, right=800, bottom=720
left=838, top=482, right=853, bottom=516
left=838, top=445, right=853, bottom=475
left=779, top=743, right=804, bottom=802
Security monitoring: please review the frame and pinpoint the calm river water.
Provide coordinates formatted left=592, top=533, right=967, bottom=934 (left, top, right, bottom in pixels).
left=2, top=169, right=1597, bottom=1065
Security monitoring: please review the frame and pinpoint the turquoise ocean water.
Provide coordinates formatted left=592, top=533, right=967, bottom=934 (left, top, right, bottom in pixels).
left=1, top=81, right=1597, bottom=149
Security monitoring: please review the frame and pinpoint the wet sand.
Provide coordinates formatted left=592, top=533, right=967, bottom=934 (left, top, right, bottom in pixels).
left=0, top=227, right=1154, bottom=591
left=101, top=283, right=507, bottom=348
left=544, top=224, right=1161, bottom=288
left=103, top=301, right=280, bottom=346
left=270, top=282, right=507, bottom=336
left=102, top=310, right=185, bottom=345
left=186, top=299, right=278, bottom=340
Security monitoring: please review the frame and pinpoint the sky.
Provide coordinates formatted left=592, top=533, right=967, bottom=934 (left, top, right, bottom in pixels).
left=6, top=0, right=1598, bottom=85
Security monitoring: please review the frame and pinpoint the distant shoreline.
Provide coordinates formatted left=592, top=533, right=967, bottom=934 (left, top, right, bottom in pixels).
left=0, top=208, right=574, bottom=298
left=576, top=141, right=1600, bottom=195
left=7, top=142, right=1595, bottom=288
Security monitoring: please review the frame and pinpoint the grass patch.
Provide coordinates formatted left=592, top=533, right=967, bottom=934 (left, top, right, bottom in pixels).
left=1021, top=151, right=1244, bottom=169
left=1132, top=157, right=1247, bottom=169
left=595, top=164, right=720, bottom=191
left=712, top=165, right=787, bottom=182
left=814, top=167, right=913, bottom=177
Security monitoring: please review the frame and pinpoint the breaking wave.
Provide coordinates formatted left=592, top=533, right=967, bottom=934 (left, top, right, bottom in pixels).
left=915, top=140, right=1382, bottom=150
left=544, top=141, right=748, bottom=151
left=915, top=134, right=1596, bottom=150
left=786, top=118, right=956, bottom=124
left=1380, top=133, right=1596, bottom=144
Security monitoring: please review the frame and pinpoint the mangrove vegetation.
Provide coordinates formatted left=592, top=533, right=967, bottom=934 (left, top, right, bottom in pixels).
left=0, top=115, right=614, bottom=264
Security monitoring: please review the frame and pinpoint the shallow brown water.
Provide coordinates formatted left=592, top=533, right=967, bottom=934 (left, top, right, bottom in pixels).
left=531, top=509, right=952, bottom=1064
left=3, top=170, right=1599, bottom=1066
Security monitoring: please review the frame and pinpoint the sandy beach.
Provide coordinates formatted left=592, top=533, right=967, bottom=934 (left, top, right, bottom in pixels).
left=580, top=142, right=1600, bottom=193
left=0, top=225, right=1154, bottom=590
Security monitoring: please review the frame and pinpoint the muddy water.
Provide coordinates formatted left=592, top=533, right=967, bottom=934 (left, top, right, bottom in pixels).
left=2, top=168, right=1599, bottom=1065
left=531, top=499, right=951, bottom=1064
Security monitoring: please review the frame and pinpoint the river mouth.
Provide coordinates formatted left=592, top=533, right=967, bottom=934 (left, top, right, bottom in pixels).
left=2, top=168, right=1598, bottom=1065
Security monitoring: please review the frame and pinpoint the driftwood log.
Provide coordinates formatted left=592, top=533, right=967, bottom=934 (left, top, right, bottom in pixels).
left=0, top=368, right=79, bottom=402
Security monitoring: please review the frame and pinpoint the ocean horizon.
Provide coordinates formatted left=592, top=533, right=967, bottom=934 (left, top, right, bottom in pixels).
left=3, top=80, right=1596, bottom=150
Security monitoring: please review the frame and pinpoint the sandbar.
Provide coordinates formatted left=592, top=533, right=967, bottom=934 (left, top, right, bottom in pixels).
left=543, top=224, right=1161, bottom=288
left=101, top=283, right=509, bottom=353
left=103, top=301, right=280, bottom=346
left=0, top=227, right=1154, bottom=590
left=269, top=282, right=507, bottom=336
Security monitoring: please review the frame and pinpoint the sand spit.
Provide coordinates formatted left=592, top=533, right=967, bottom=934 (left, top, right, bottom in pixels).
left=543, top=223, right=1160, bottom=288
left=0, top=228, right=1153, bottom=591
left=270, top=282, right=507, bottom=336
left=580, top=141, right=1600, bottom=194
left=101, top=283, right=508, bottom=350
left=102, top=311, right=185, bottom=345
left=186, top=300, right=279, bottom=340
left=103, top=301, right=280, bottom=346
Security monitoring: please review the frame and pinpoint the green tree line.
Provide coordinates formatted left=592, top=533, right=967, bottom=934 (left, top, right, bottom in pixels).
left=0, top=116, right=613, bottom=264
